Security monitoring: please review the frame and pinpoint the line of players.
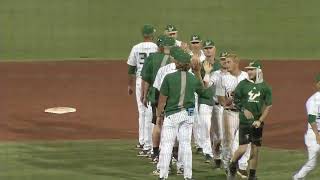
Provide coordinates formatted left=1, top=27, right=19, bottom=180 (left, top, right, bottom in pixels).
left=127, top=24, right=271, bottom=180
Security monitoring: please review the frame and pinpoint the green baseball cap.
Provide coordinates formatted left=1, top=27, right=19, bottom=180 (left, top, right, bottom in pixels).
left=245, top=60, right=262, bottom=69
left=170, top=47, right=191, bottom=64
left=163, top=36, right=176, bottom=47
left=165, top=24, right=178, bottom=33
left=220, top=52, right=229, bottom=60
left=156, top=35, right=167, bottom=47
left=316, top=73, right=320, bottom=83
left=203, top=40, right=215, bottom=48
left=190, top=34, right=201, bottom=43
left=142, top=24, right=156, bottom=35
left=170, top=46, right=181, bottom=57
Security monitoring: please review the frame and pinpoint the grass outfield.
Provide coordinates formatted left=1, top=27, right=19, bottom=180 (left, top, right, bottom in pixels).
left=0, top=140, right=319, bottom=180
left=1, top=0, right=320, bottom=60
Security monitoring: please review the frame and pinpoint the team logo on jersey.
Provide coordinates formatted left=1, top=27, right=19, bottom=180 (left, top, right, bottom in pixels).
left=248, top=90, right=261, bottom=103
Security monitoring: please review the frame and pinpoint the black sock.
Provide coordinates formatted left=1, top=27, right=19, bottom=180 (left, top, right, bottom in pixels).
left=173, top=147, right=179, bottom=159
left=249, top=169, right=256, bottom=177
left=230, top=161, right=237, bottom=168
left=153, top=147, right=159, bottom=156
left=229, top=161, right=237, bottom=173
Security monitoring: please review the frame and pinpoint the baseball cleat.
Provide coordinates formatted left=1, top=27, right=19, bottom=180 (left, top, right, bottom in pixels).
left=227, top=163, right=237, bottom=180
left=292, top=174, right=304, bottom=180
left=226, top=171, right=236, bottom=180
left=237, top=169, right=248, bottom=179
left=176, top=168, right=184, bottom=175
left=135, top=144, right=143, bottom=149
left=196, top=147, right=203, bottom=154
left=152, top=169, right=160, bottom=176
left=171, top=157, right=177, bottom=164
left=150, top=156, right=159, bottom=164
left=204, top=154, right=212, bottom=163
left=137, top=150, right=150, bottom=157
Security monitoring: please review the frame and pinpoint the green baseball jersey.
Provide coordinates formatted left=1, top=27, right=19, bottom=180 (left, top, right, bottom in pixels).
left=234, top=79, right=272, bottom=125
left=141, top=52, right=171, bottom=104
left=160, top=70, right=204, bottom=116
left=198, top=60, right=221, bottom=106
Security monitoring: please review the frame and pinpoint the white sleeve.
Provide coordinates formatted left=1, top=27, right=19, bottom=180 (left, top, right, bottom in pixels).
left=215, top=75, right=225, bottom=96
left=211, top=71, right=221, bottom=86
left=153, top=68, right=164, bottom=90
left=127, top=46, right=136, bottom=66
left=306, top=97, right=318, bottom=116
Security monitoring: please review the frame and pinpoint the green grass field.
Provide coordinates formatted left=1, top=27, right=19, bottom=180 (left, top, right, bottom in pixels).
left=1, top=0, right=320, bottom=60
left=0, top=139, right=319, bottom=180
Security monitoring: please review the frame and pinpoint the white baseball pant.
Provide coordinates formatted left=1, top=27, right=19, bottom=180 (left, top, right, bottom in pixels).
left=221, top=110, right=250, bottom=170
left=294, top=129, right=320, bottom=179
left=211, top=104, right=224, bottom=159
left=143, top=102, right=154, bottom=151
left=135, top=77, right=152, bottom=150
left=159, top=111, right=194, bottom=179
left=193, top=94, right=201, bottom=148
left=199, top=104, right=214, bottom=156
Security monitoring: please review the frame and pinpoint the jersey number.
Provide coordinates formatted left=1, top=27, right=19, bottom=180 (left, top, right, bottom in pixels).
left=139, top=53, right=147, bottom=65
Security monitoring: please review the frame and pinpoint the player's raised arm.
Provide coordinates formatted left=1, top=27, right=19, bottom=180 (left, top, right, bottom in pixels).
left=202, top=61, right=213, bottom=87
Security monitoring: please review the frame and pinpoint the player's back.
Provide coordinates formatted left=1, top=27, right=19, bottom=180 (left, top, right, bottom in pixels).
left=161, top=70, right=202, bottom=116
left=127, top=42, right=158, bottom=77
left=151, top=53, right=171, bottom=82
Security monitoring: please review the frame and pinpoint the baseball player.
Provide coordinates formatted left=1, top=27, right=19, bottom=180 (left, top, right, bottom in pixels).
left=157, top=47, right=203, bottom=180
left=293, top=73, right=320, bottom=180
left=189, top=34, right=206, bottom=62
left=152, top=46, right=186, bottom=176
left=198, top=39, right=220, bottom=163
left=203, top=53, right=250, bottom=177
left=140, top=35, right=176, bottom=160
left=188, top=34, right=205, bottom=153
left=164, top=24, right=182, bottom=47
left=209, top=52, right=229, bottom=168
left=127, top=24, right=158, bottom=151
left=228, top=60, right=272, bottom=180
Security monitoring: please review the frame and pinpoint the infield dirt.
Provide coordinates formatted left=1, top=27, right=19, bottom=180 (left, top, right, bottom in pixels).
left=1, top=60, right=319, bottom=150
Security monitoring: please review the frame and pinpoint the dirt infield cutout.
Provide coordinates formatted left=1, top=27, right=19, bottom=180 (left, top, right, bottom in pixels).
left=1, top=60, right=320, bottom=150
